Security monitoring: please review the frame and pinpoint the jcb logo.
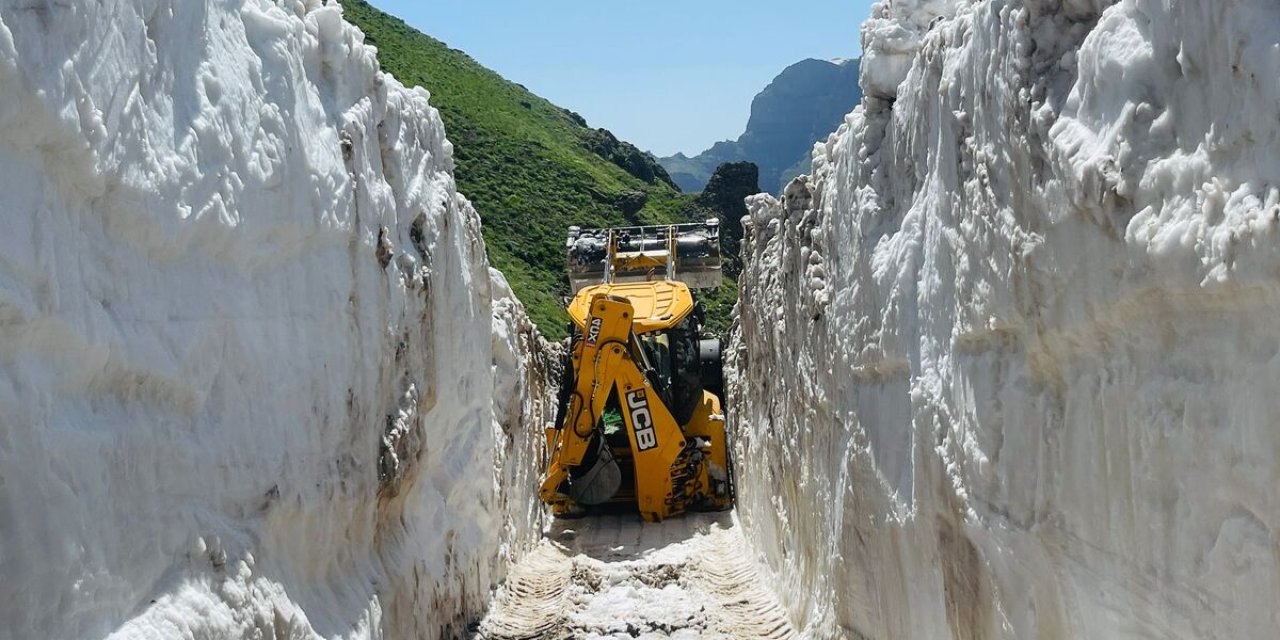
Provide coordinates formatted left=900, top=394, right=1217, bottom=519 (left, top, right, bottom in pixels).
left=626, top=389, right=658, bottom=451
left=586, top=318, right=603, bottom=346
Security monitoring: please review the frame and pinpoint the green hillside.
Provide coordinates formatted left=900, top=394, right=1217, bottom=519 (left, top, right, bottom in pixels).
left=343, top=1, right=738, bottom=338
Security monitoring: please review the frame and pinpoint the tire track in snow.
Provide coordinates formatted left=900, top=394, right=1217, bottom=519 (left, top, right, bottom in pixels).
left=476, top=512, right=797, bottom=639
left=691, top=532, right=797, bottom=639
left=474, top=543, right=574, bottom=639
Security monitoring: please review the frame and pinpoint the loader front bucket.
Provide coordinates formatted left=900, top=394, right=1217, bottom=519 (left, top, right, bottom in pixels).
left=566, top=220, right=723, bottom=292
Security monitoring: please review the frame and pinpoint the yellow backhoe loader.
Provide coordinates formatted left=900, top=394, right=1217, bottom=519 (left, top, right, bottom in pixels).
left=540, top=220, right=733, bottom=522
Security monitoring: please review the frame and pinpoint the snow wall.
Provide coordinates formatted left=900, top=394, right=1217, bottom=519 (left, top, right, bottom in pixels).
left=0, top=2, right=556, bottom=639
left=730, top=0, right=1280, bottom=638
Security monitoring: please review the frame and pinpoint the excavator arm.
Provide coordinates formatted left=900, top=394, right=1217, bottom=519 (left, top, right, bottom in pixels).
left=540, top=295, right=695, bottom=522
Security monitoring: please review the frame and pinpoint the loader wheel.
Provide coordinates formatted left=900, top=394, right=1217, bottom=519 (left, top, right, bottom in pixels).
left=698, top=338, right=724, bottom=400
left=670, top=320, right=704, bottom=424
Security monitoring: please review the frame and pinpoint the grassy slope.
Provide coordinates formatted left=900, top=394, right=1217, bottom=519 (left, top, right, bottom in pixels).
left=343, top=1, right=736, bottom=338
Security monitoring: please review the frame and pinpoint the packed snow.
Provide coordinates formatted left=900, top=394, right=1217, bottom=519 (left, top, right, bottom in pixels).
left=0, top=2, right=555, bottom=639
left=476, top=513, right=796, bottom=640
left=731, top=0, right=1280, bottom=638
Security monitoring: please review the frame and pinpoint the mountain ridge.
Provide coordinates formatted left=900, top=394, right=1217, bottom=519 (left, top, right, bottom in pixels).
left=660, top=57, right=862, bottom=194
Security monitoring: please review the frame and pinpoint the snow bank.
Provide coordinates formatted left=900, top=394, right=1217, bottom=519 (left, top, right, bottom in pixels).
left=0, top=1, right=554, bottom=638
left=731, top=0, right=1280, bottom=637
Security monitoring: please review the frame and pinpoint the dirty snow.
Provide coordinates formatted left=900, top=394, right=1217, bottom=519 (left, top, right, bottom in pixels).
left=0, top=2, right=554, bottom=639
left=476, top=512, right=796, bottom=640
left=732, top=0, right=1280, bottom=638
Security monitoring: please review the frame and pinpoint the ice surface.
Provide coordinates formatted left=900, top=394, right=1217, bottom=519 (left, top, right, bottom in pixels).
left=0, top=2, right=554, bottom=639
left=732, top=0, right=1280, bottom=638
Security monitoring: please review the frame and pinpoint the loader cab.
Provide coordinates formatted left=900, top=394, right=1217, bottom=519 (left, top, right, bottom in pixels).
left=635, top=314, right=705, bottom=425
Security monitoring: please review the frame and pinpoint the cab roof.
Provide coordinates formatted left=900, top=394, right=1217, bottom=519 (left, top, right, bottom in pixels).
left=567, top=280, right=695, bottom=334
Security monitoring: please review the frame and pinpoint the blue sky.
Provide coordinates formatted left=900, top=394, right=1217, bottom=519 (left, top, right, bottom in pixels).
left=364, top=1, right=878, bottom=157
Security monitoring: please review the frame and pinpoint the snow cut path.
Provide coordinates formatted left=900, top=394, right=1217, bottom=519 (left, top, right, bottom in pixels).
left=476, top=511, right=798, bottom=639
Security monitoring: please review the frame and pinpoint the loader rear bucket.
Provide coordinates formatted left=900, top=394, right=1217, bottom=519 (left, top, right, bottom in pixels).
left=566, top=220, right=723, bottom=292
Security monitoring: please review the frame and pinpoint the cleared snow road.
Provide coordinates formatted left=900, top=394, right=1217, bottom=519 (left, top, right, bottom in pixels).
left=475, top=512, right=797, bottom=639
